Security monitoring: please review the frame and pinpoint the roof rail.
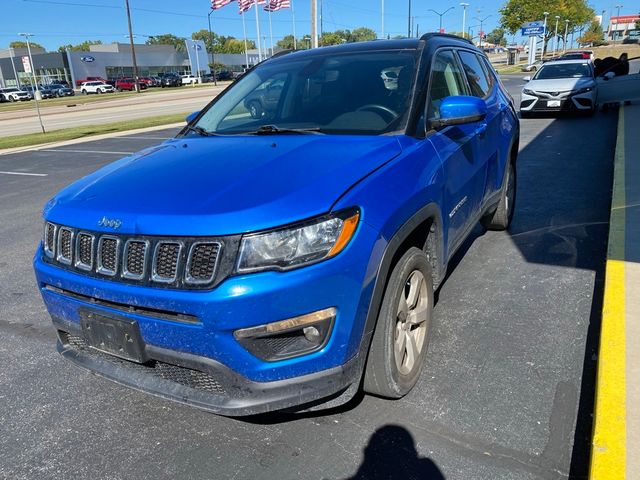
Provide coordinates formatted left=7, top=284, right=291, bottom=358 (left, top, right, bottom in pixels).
left=419, top=32, right=473, bottom=45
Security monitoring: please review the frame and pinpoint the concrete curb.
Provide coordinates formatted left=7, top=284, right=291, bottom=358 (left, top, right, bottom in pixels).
left=590, top=104, right=640, bottom=479
left=0, top=122, right=184, bottom=156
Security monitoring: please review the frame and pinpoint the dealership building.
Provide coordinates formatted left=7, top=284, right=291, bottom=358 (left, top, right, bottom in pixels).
left=0, top=42, right=260, bottom=88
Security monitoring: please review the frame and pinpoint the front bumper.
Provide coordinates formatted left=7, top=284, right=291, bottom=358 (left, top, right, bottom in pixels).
left=34, top=220, right=381, bottom=414
left=520, top=90, right=596, bottom=113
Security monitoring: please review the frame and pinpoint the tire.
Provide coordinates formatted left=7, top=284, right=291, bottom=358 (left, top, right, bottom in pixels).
left=82, top=89, right=87, bottom=95
left=9, top=96, right=16, bottom=102
left=531, top=66, right=537, bottom=72
left=363, top=247, right=434, bottom=398
left=248, top=101, right=263, bottom=119
left=481, top=161, right=516, bottom=231
left=97, top=88, right=102, bottom=94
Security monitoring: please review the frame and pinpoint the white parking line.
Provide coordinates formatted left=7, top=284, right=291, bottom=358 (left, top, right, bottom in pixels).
left=37, top=149, right=133, bottom=155
left=0, top=171, right=48, bottom=177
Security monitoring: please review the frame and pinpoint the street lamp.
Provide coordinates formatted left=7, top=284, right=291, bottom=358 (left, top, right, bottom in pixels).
left=553, top=16, right=560, bottom=56
left=428, top=7, right=455, bottom=33
left=563, top=19, right=569, bottom=52
left=460, top=3, right=469, bottom=39
left=17, top=32, right=45, bottom=134
left=473, top=14, right=492, bottom=48
left=613, top=5, right=623, bottom=44
left=207, top=9, right=218, bottom=86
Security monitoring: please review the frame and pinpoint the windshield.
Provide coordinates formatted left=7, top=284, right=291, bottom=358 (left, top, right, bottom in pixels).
left=534, top=63, right=592, bottom=80
left=193, top=49, right=417, bottom=136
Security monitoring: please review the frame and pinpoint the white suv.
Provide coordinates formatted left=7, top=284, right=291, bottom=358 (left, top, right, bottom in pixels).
left=0, top=87, right=30, bottom=102
left=181, top=74, right=198, bottom=85
left=80, top=81, right=115, bottom=94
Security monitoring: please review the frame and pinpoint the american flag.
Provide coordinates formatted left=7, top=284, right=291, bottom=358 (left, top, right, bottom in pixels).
left=211, top=0, right=232, bottom=10
left=264, top=0, right=290, bottom=12
left=239, top=0, right=265, bottom=14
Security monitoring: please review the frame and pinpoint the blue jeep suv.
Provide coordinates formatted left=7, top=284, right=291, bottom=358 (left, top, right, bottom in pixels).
left=34, top=34, right=519, bottom=416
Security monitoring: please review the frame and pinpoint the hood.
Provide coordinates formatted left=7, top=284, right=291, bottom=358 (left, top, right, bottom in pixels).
left=46, top=135, right=402, bottom=236
left=525, top=76, right=594, bottom=92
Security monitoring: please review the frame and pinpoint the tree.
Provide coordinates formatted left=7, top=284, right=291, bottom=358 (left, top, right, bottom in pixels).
left=500, top=0, right=595, bottom=49
left=276, top=35, right=302, bottom=50
left=9, top=40, right=45, bottom=50
left=146, top=33, right=186, bottom=53
left=57, top=40, right=102, bottom=53
left=218, top=38, right=256, bottom=54
left=321, top=32, right=345, bottom=46
left=191, top=29, right=219, bottom=53
left=350, top=27, right=377, bottom=42
left=485, top=28, right=507, bottom=46
left=577, top=21, right=605, bottom=46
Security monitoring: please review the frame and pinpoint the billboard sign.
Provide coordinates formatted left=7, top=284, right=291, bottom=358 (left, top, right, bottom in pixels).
left=21, top=56, right=32, bottom=74
left=184, top=39, right=210, bottom=76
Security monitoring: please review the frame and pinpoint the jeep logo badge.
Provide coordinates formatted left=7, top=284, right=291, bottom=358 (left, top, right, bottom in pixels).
left=98, top=216, right=122, bottom=229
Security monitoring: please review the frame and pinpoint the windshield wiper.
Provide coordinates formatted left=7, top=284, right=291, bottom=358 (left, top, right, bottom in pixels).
left=185, top=125, right=218, bottom=137
left=251, top=124, right=324, bottom=135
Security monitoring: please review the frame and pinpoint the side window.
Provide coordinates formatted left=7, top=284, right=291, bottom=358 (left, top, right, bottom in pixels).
left=458, top=50, right=491, bottom=98
left=426, top=50, right=468, bottom=121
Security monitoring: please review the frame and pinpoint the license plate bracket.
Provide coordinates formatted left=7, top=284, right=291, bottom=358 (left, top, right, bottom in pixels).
left=547, top=100, right=561, bottom=107
left=80, top=309, right=147, bottom=363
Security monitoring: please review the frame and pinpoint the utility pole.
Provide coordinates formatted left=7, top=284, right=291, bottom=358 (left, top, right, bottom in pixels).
left=460, top=3, right=469, bottom=39
left=563, top=19, right=569, bottom=52
left=311, top=0, right=318, bottom=48
left=473, top=15, right=491, bottom=49
left=18, top=33, right=45, bottom=134
left=408, top=0, right=412, bottom=37
left=381, top=0, right=385, bottom=39
left=124, top=0, right=140, bottom=92
left=613, top=5, right=623, bottom=44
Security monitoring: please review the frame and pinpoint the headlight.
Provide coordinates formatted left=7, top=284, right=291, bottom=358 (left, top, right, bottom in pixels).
left=522, top=89, right=536, bottom=96
left=237, top=209, right=360, bottom=273
left=574, top=86, right=594, bottom=94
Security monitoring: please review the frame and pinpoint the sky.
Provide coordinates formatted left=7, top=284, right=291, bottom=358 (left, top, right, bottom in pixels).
left=0, top=0, right=627, bottom=52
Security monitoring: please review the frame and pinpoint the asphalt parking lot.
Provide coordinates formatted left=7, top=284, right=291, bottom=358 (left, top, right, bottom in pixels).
left=0, top=77, right=617, bottom=479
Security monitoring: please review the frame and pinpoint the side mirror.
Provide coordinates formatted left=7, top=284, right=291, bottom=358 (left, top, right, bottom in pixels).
left=185, top=111, right=200, bottom=123
left=429, top=96, right=487, bottom=129
left=523, top=76, right=531, bottom=82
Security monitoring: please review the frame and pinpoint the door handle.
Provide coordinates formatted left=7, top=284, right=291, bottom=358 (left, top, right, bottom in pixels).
left=475, top=123, right=487, bottom=138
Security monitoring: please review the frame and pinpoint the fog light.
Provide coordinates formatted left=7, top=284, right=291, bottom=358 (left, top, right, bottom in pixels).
left=234, top=308, right=336, bottom=361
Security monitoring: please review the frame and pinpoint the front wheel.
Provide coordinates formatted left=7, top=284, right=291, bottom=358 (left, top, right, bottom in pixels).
left=248, top=101, right=263, bottom=119
left=82, top=89, right=87, bottom=95
left=364, top=247, right=434, bottom=398
left=482, top=161, right=516, bottom=231
left=9, top=96, right=16, bottom=102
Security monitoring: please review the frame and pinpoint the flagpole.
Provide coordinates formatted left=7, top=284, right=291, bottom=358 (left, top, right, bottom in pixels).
left=241, top=9, right=250, bottom=67
left=381, top=0, right=384, bottom=39
left=254, top=2, right=263, bottom=61
left=268, top=9, right=274, bottom=56
left=291, top=0, right=297, bottom=49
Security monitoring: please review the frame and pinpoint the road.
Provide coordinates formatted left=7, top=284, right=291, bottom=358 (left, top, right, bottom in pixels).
left=0, top=85, right=229, bottom=137
left=0, top=77, right=616, bottom=479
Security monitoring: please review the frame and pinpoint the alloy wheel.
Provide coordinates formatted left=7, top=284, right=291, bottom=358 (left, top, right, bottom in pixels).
left=394, top=270, right=429, bottom=375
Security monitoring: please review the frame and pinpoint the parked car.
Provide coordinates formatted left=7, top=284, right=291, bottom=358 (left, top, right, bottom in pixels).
left=520, top=60, right=544, bottom=72
left=47, top=83, right=75, bottom=97
left=215, top=70, right=233, bottom=81
left=160, top=73, right=182, bottom=87
left=80, top=81, right=115, bottom=94
left=75, top=76, right=108, bottom=87
left=244, top=77, right=286, bottom=118
left=557, top=50, right=594, bottom=61
left=34, top=34, right=521, bottom=416
left=138, top=77, right=159, bottom=87
left=231, top=70, right=246, bottom=79
left=23, top=85, right=55, bottom=99
left=181, top=74, right=199, bottom=85
left=114, top=78, right=147, bottom=91
left=0, top=87, right=30, bottom=102
left=520, top=59, right=597, bottom=116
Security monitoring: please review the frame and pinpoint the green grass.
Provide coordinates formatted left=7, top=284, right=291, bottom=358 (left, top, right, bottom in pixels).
left=0, top=113, right=188, bottom=150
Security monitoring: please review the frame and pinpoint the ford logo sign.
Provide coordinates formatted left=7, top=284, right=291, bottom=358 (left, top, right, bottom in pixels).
left=81, top=55, right=95, bottom=63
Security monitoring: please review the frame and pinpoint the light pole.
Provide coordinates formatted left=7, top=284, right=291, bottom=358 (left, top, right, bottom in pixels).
left=473, top=15, right=491, bottom=48
left=541, top=11, right=549, bottom=60
left=460, top=3, right=469, bottom=39
left=563, top=19, right=569, bottom=52
left=407, top=0, right=412, bottom=37
left=381, top=0, right=385, bottom=39
left=613, top=5, right=623, bottom=44
left=207, top=9, right=218, bottom=85
left=553, top=16, right=560, bottom=56
left=18, top=33, right=45, bottom=134
left=428, top=7, right=455, bottom=33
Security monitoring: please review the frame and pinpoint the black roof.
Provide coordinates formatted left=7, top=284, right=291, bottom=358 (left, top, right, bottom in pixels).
left=268, top=33, right=476, bottom=63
